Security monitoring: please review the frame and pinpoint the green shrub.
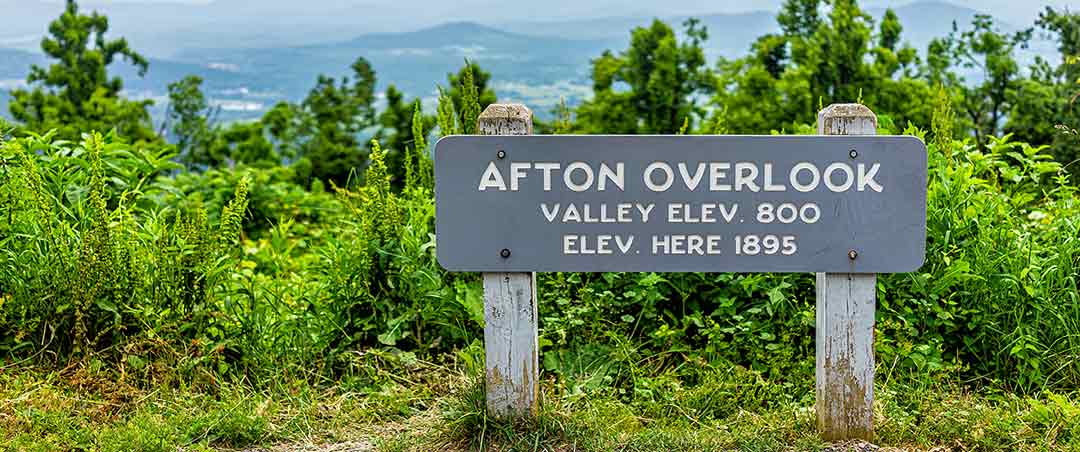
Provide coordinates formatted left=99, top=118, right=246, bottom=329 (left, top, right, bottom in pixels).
left=0, top=132, right=250, bottom=372
left=880, top=132, right=1080, bottom=391
left=317, top=140, right=480, bottom=369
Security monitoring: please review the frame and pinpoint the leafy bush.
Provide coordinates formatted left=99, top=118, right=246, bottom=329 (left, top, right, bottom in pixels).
left=880, top=133, right=1080, bottom=391
left=0, top=132, right=250, bottom=374
left=317, top=140, right=480, bottom=368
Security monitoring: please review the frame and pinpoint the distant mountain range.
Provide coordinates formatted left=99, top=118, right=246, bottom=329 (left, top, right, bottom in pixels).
left=499, top=1, right=1048, bottom=61
left=0, top=47, right=256, bottom=121
left=0, top=1, right=1062, bottom=124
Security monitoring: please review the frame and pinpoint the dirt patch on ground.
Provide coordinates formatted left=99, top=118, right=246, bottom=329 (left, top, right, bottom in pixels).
left=822, top=440, right=953, bottom=452
left=237, top=440, right=375, bottom=452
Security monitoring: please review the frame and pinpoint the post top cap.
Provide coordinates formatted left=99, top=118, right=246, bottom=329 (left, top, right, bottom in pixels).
left=480, top=103, right=533, bottom=119
left=818, top=103, right=876, bottom=119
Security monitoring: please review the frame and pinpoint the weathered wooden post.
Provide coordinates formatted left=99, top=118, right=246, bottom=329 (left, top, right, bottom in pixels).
left=478, top=104, right=540, bottom=419
left=816, top=103, right=878, bottom=441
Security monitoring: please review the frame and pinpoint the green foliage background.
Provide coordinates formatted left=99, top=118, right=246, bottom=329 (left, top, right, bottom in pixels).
left=3, top=100, right=1078, bottom=397
left=0, top=4, right=1079, bottom=448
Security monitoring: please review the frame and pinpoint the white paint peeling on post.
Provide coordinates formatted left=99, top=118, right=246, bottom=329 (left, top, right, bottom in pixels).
left=479, top=104, right=540, bottom=419
left=816, top=103, right=877, bottom=441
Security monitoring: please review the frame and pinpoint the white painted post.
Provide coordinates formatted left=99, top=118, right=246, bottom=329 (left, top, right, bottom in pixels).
left=478, top=104, right=540, bottom=419
left=816, top=103, right=877, bottom=441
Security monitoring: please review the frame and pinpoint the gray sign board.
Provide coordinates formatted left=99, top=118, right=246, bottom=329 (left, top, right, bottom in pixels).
left=434, top=135, right=927, bottom=273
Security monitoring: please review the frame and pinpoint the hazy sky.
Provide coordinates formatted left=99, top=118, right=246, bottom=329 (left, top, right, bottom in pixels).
left=1, top=0, right=1071, bottom=57
left=25, top=0, right=1077, bottom=24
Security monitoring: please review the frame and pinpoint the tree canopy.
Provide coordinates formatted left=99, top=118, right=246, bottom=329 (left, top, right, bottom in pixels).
left=711, top=0, right=930, bottom=133
left=575, top=19, right=714, bottom=134
left=9, top=0, right=156, bottom=142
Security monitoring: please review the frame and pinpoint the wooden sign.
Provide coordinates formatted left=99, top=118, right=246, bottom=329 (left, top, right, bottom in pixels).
left=435, top=135, right=927, bottom=273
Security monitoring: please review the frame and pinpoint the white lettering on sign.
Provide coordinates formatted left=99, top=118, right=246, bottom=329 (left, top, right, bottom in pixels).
left=678, top=163, right=706, bottom=190
left=564, top=235, right=634, bottom=255
left=764, top=163, right=786, bottom=192
left=858, top=163, right=883, bottom=192
left=709, top=163, right=731, bottom=191
left=824, top=162, right=854, bottom=192
left=666, top=203, right=739, bottom=224
left=734, top=162, right=759, bottom=192
left=510, top=162, right=531, bottom=191
left=790, top=162, right=819, bottom=193
left=478, top=161, right=883, bottom=193
left=540, top=203, right=656, bottom=223
left=598, top=163, right=625, bottom=191
left=436, top=133, right=930, bottom=274
left=564, top=162, right=593, bottom=192
left=471, top=159, right=891, bottom=259
left=644, top=162, right=674, bottom=192
left=536, top=162, right=559, bottom=191
left=651, top=235, right=724, bottom=255
left=479, top=162, right=507, bottom=191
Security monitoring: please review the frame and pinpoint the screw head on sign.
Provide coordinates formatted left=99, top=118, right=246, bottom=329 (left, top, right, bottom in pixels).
left=848, top=249, right=858, bottom=260
left=497, top=150, right=506, bottom=159
left=500, top=249, right=511, bottom=258
left=849, top=149, right=858, bottom=159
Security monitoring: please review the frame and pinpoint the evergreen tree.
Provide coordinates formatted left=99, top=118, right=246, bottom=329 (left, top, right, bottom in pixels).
left=165, top=75, right=213, bottom=168
left=291, top=57, right=379, bottom=187
left=9, top=0, right=155, bottom=142
left=941, top=15, right=1033, bottom=147
left=1024, top=7, right=1080, bottom=170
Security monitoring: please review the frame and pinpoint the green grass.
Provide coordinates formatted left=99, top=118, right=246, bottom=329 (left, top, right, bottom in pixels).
left=0, top=363, right=397, bottom=451
left=4, top=361, right=1077, bottom=452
